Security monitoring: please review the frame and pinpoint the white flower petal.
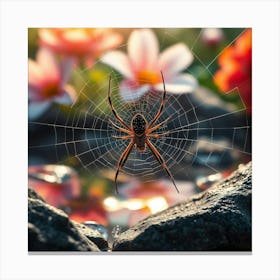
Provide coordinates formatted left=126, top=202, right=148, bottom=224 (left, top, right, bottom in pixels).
left=120, top=80, right=150, bottom=103
left=37, top=48, right=60, bottom=80
left=154, top=74, right=197, bottom=94
left=101, top=51, right=134, bottom=79
left=159, top=43, right=194, bottom=79
left=128, top=29, right=159, bottom=71
left=28, top=101, right=50, bottom=120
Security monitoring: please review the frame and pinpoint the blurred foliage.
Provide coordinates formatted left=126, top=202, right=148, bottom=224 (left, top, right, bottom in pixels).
left=29, top=28, right=246, bottom=115
left=28, top=28, right=38, bottom=59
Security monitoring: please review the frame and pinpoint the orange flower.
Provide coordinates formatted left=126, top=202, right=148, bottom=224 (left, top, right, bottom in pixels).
left=39, top=28, right=123, bottom=66
left=214, top=29, right=252, bottom=113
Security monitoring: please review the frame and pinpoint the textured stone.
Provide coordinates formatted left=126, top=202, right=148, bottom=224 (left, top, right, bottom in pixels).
left=74, top=222, right=108, bottom=251
left=112, top=162, right=252, bottom=251
left=28, top=189, right=108, bottom=251
left=28, top=188, right=45, bottom=201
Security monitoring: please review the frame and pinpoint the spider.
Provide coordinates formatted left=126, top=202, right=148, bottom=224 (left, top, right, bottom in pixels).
left=108, top=71, right=179, bottom=194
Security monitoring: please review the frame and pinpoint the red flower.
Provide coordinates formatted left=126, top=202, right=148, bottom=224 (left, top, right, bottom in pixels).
left=67, top=197, right=108, bottom=226
left=28, top=48, right=76, bottom=103
left=214, top=29, right=252, bottom=113
left=28, top=48, right=76, bottom=119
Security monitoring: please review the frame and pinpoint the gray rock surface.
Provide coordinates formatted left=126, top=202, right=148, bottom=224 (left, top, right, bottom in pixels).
left=28, top=189, right=108, bottom=251
left=112, top=162, right=252, bottom=251
left=74, top=222, right=108, bottom=251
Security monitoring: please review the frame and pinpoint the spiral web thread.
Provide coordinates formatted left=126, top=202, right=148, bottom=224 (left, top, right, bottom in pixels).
left=28, top=28, right=251, bottom=184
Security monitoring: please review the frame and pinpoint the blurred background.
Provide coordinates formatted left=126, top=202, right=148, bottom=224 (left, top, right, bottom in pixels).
left=28, top=28, right=252, bottom=241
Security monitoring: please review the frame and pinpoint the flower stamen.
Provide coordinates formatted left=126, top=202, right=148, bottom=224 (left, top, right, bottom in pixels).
left=136, top=70, right=161, bottom=85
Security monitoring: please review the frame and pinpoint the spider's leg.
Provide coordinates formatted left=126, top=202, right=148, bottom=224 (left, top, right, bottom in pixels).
left=147, top=131, right=169, bottom=138
left=112, top=135, right=134, bottom=140
left=146, top=139, right=179, bottom=193
left=148, top=71, right=167, bottom=128
left=146, top=117, right=171, bottom=134
left=108, top=76, right=130, bottom=129
left=114, top=140, right=135, bottom=194
left=109, top=119, right=132, bottom=135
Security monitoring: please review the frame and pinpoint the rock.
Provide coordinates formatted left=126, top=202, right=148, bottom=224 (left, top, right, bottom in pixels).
left=173, top=87, right=251, bottom=149
left=28, top=188, right=108, bottom=251
left=112, top=162, right=252, bottom=251
left=74, top=222, right=108, bottom=251
left=28, top=188, right=45, bottom=201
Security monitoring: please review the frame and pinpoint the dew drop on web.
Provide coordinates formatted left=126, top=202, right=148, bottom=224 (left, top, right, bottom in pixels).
left=111, top=224, right=122, bottom=239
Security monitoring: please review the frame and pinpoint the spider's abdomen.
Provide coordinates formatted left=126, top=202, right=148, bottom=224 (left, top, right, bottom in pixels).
left=131, top=113, right=147, bottom=135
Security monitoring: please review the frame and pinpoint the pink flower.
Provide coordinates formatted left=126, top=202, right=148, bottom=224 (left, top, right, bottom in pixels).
left=28, top=48, right=76, bottom=119
left=28, top=165, right=81, bottom=208
left=101, top=29, right=197, bottom=102
left=39, top=28, right=123, bottom=66
left=28, top=164, right=108, bottom=225
left=201, top=28, right=224, bottom=47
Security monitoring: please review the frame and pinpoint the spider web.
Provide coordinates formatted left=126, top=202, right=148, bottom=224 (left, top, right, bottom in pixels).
left=28, top=28, right=251, bottom=188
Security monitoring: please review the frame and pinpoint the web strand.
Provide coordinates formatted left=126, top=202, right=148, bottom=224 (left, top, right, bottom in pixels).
left=29, top=28, right=251, bottom=183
